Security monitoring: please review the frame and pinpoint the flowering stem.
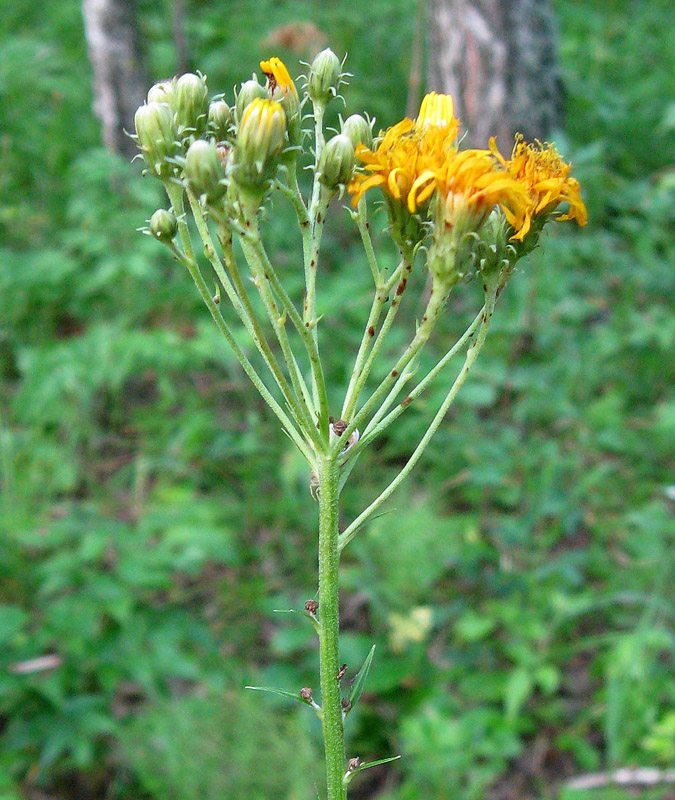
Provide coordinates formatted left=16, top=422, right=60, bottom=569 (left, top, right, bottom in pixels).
left=341, top=254, right=413, bottom=421
left=165, top=183, right=314, bottom=464
left=357, top=305, right=486, bottom=449
left=277, top=165, right=310, bottom=228
left=331, top=273, right=452, bottom=459
left=183, top=190, right=320, bottom=445
left=356, top=196, right=380, bottom=285
left=235, top=202, right=322, bottom=437
left=340, top=259, right=406, bottom=420
left=238, top=196, right=331, bottom=440
left=338, top=285, right=497, bottom=551
left=317, top=455, right=347, bottom=800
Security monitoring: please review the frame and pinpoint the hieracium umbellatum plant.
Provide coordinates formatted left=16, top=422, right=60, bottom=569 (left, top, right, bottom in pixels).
left=133, top=51, right=586, bottom=799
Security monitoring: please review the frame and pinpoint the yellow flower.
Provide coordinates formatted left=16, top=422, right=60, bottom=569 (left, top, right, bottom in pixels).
left=416, top=148, right=530, bottom=238
left=348, top=92, right=459, bottom=211
left=260, top=57, right=298, bottom=99
left=490, top=136, right=587, bottom=240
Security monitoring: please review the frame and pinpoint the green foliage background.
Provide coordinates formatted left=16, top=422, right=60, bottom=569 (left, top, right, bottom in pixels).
left=1, top=1, right=674, bottom=798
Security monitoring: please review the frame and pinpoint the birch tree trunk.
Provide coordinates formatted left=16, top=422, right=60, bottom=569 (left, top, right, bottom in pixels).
left=82, top=0, right=147, bottom=159
left=426, top=0, right=562, bottom=148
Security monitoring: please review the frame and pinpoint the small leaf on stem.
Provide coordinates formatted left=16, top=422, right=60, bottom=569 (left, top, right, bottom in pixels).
left=348, top=644, right=376, bottom=709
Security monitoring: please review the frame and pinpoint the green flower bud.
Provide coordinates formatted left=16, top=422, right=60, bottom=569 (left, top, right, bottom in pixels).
left=308, top=48, right=341, bottom=105
left=149, top=208, right=178, bottom=243
left=185, top=139, right=227, bottom=203
left=233, top=98, right=287, bottom=188
left=319, top=134, right=355, bottom=189
left=208, top=100, right=232, bottom=142
left=235, top=79, right=268, bottom=123
left=341, top=114, right=373, bottom=150
left=134, top=102, right=179, bottom=179
left=174, top=72, right=209, bottom=138
left=147, top=79, right=176, bottom=106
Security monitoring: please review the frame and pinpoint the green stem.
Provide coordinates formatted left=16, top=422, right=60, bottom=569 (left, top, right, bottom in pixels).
left=340, top=260, right=405, bottom=420
left=236, top=206, right=320, bottom=441
left=356, top=196, right=380, bottom=285
left=239, top=197, right=331, bottom=440
left=165, top=183, right=314, bottom=464
left=184, top=190, right=319, bottom=445
left=341, top=255, right=413, bottom=421
left=317, top=456, right=347, bottom=800
left=330, top=274, right=451, bottom=459
left=338, top=287, right=497, bottom=551
left=356, top=305, right=486, bottom=450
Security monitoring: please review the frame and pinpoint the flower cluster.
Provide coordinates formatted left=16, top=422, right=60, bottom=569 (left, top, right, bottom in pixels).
left=348, top=91, right=586, bottom=283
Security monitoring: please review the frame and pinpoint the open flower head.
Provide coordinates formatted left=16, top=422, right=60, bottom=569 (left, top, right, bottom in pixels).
left=260, top=57, right=298, bottom=99
left=423, top=149, right=530, bottom=238
left=490, top=136, right=587, bottom=240
left=348, top=92, right=460, bottom=244
left=422, top=148, right=530, bottom=283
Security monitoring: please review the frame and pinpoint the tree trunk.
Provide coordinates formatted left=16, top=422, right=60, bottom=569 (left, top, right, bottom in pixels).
left=82, top=0, right=147, bottom=159
left=426, top=0, right=562, bottom=148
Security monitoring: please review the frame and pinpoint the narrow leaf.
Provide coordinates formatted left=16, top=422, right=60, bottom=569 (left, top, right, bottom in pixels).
left=344, top=755, right=401, bottom=786
left=355, top=755, right=401, bottom=772
left=245, top=685, right=305, bottom=703
left=349, top=644, right=376, bottom=708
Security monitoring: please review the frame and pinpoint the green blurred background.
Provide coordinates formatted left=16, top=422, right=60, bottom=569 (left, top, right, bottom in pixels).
left=1, top=1, right=674, bottom=798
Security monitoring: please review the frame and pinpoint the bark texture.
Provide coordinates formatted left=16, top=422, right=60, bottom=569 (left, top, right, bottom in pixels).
left=82, top=0, right=147, bottom=158
left=427, top=0, right=562, bottom=148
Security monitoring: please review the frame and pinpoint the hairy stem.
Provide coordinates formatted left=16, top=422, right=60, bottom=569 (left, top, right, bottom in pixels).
left=317, top=456, right=347, bottom=800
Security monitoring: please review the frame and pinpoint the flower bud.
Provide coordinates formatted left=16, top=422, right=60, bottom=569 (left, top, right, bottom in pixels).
left=149, top=208, right=178, bottom=243
left=235, top=79, right=268, bottom=123
left=185, top=139, right=226, bottom=203
left=174, top=72, right=209, bottom=138
left=147, top=79, right=175, bottom=106
left=233, top=98, right=287, bottom=188
left=134, top=102, right=179, bottom=179
left=208, top=100, right=232, bottom=142
left=260, top=58, right=300, bottom=150
left=270, top=84, right=301, bottom=150
left=319, top=134, right=355, bottom=189
left=308, top=48, right=341, bottom=105
left=341, top=114, right=373, bottom=150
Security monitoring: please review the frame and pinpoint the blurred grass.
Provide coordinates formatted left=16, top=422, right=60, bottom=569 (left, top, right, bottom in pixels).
left=1, top=1, right=674, bottom=799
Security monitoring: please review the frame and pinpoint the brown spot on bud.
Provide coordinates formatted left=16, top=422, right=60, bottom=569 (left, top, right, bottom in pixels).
left=348, top=757, right=361, bottom=772
left=396, top=279, right=407, bottom=296
left=300, top=687, right=313, bottom=702
left=317, top=212, right=322, bottom=223
left=213, top=295, right=220, bottom=305
left=401, top=396, right=412, bottom=408
left=391, top=370, right=398, bottom=377
left=305, top=599, right=319, bottom=615
left=368, top=326, right=375, bottom=337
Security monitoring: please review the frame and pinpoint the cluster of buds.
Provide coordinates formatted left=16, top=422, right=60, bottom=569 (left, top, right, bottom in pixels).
left=135, top=48, right=360, bottom=234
